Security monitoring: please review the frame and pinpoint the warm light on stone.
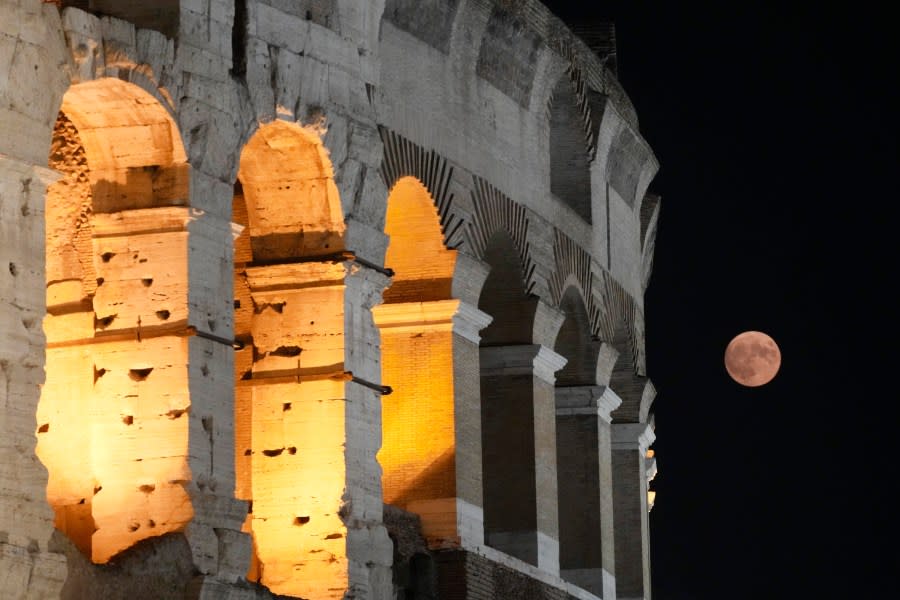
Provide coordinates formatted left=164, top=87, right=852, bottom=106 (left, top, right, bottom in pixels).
left=37, top=78, right=194, bottom=564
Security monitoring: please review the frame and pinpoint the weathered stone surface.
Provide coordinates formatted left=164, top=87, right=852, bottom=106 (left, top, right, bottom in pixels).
left=1, top=1, right=659, bottom=598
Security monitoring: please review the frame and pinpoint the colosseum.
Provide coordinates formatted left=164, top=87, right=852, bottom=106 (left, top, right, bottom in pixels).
left=0, top=1, right=660, bottom=598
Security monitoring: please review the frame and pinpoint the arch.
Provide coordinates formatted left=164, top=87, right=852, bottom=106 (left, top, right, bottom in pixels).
left=477, top=231, right=563, bottom=569
left=236, top=120, right=345, bottom=262
left=233, top=119, right=352, bottom=597
left=549, top=75, right=592, bottom=223
left=37, top=77, right=193, bottom=564
left=383, top=177, right=456, bottom=303
left=375, top=176, right=465, bottom=545
left=553, top=286, right=614, bottom=595
left=554, top=285, right=598, bottom=387
left=479, top=233, right=537, bottom=347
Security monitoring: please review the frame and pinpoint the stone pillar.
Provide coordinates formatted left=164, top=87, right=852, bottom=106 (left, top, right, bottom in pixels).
left=480, top=344, right=566, bottom=573
left=239, top=258, right=391, bottom=599
left=0, top=156, right=68, bottom=599
left=612, top=422, right=655, bottom=600
left=373, top=299, right=491, bottom=549
left=38, top=207, right=212, bottom=565
left=556, top=385, right=621, bottom=598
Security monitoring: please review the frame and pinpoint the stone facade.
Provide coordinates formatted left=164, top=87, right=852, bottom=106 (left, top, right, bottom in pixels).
left=0, top=1, right=659, bottom=599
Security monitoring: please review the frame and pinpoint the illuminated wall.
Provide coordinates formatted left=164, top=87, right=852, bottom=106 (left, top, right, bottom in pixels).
left=37, top=78, right=193, bottom=563
left=233, top=121, right=351, bottom=598
left=374, top=177, right=489, bottom=548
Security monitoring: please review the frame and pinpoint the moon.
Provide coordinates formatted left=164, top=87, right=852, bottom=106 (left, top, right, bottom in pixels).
left=724, top=331, right=781, bottom=387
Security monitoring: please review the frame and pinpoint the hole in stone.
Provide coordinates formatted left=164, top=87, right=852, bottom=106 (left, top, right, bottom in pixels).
left=95, top=314, right=116, bottom=329
left=271, top=302, right=285, bottom=314
left=309, top=320, right=315, bottom=325
left=262, top=448, right=284, bottom=457
left=138, top=484, right=155, bottom=493
left=93, top=366, right=106, bottom=383
left=200, top=364, right=209, bottom=376
left=133, top=254, right=138, bottom=260
left=128, top=521, right=140, bottom=532
left=101, top=252, right=115, bottom=263
left=122, top=415, right=134, bottom=425
left=305, top=10, right=312, bottom=20
left=93, top=485, right=102, bottom=495
left=234, top=299, right=241, bottom=309
left=167, top=408, right=186, bottom=419
left=283, top=402, right=291, bottom=411
left=8, top=263, right=17, bottom=276
left=325, top=533, right=343, bottom=540
left=78, top=498, right=85, bottom=505
left=156, top=310, right=170, bottom=320
left=202, top=416, right=213, bottom=432
left=148, top=519, right=156, bottom=528
left=96, top=277, right=105, bottom=286
left=141, top=278, right=153, bottom=287
left=272, top=345, right=301, bottom=357
left=247, top=501, right=253, bottom=514
left=129, top=367, right=153, bottom=381
left=244, top=449, right=252, bottom=456
left=139, top=258, right=147, bottom=263
left=294, top=516, right=310, bottom=525
left=37, top=423, right=49, bottom=433
left=207, top=319, right=216, bottom=331
left=287, top=447, right=297, bottom=455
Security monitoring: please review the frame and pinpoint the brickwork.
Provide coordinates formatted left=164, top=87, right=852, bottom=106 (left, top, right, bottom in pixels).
left=1, top=0, right=660, bottom=598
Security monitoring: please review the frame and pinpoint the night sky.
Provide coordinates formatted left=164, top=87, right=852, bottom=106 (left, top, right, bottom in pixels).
left=545, top=3, right=898, bottom=597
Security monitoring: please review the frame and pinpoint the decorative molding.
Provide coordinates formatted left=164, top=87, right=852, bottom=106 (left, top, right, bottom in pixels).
left=611, top=423, right=655, bottom=453
left=372, top=299, right=492, bottom=345
left=479, top=344, right=567, bottom=384
left=555, top=386, right=621, bottom=423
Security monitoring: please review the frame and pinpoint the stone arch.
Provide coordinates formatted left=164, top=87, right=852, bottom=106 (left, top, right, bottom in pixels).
left=235, top=120, right=345, bottom=262
left=552, top=285, right=617, bottom=596
left=374, top=175, right=490, bottom=550
left=549, top=73, right=592, bottom=223
left=477, top=231, right=564, bottom=570
left=37, top=77, right=193, bottom=564
left=232, top=119, right=356, bottom=598
left=554, top=285, right=598, bottom=387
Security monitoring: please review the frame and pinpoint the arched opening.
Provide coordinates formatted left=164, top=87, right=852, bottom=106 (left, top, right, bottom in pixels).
left=477, top=233, right=550, bottom=566
left=233, top=120, right=350, bottom=598
left=374, top=177, right=466, bottom=546
left=37, top=78, right=191, bottom=564
left=549, top=77, right=592, bottom=223
left=553, top=286, right=611, bottom=595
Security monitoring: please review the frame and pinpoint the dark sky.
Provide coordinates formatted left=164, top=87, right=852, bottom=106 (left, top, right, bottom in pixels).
left=544, top=2, right=898, bottom=598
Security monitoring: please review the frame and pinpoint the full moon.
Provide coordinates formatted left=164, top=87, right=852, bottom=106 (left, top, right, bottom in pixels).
left=724, top=331, right=781, bottom=387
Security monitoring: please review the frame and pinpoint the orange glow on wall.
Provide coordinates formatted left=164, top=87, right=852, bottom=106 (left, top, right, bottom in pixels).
left=234, top=121, right=351, bottom=597
left=377, top=176, right=463, bottom=545
left=37, top=79, right=193, bottom=563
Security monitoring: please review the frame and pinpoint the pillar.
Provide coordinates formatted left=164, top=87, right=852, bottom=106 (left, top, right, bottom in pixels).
left=612, top=422, right=655, bottom=600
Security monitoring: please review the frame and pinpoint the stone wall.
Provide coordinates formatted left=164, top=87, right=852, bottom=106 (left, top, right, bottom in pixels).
left=1, top=1, right=660, bottom=598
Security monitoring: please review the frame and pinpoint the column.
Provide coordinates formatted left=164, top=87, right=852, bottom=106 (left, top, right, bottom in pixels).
left=556, top=385, right=621, bottom=598
left=373, top=299, right=491, bottom=549
left=612, top=422, right=656, bottom=600
left=480, top=344, right=566, bottom=573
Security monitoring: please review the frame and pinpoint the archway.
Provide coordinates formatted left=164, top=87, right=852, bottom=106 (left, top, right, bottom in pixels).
left=37, top=78, right=192, bottom=564
left=232, top=120, right=350, bottom=598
